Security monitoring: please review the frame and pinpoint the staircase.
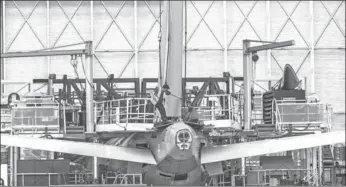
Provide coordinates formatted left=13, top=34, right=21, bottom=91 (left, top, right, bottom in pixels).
left=322, top=145, right=334, bottom=185
left=323, top=146, right=334, bottom=168
left=262, top=91, right=274, bottom=125
left=252, top=94, right=263, bottom=125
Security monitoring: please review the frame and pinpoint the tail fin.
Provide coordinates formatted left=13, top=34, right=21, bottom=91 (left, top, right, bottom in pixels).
left=280, top=64, right=300, bottom=90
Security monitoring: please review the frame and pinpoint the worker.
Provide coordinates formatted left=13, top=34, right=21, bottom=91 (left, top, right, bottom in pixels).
left=184, top=101, right=199, bottom=122
left=150, top=84, right=170, bottom=122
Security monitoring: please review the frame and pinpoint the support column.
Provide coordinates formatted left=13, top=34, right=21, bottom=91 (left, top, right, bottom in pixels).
left=309, top=1, right=315, bottom=94
left=266, top=1, right=271, bottom=79
left=242, top=157, right=246, bottom=186
left=318, top=146, right=323, bottom=185
left=9, top=146, right=13, bottom=186
left=93, top=157, right=98, bottom=183
left=306, top=148, right=311, bottom=183
left=241, top=137, right=246, bottom=186
left=243, top=40, right=253, bottom=130
left=1, top=1, right=5, bottom=94
left=134, top=1, right=138, bottom=78
left=85, top=41, right=94, bottom=133
left=13, top=147, right=18, bottom=186
left=223, top=1, right=227, bottom=73
left=46, top=0, right=50, bottom=76
left=313, top=147, right=318, bottom=185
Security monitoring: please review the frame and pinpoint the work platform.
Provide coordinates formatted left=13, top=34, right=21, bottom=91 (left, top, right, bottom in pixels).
left=0, top=92, right=336, bottom=135
left=93, top=94, right=242, bottom=132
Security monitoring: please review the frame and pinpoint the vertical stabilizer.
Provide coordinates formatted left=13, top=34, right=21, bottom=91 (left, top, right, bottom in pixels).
left=159, top=1, right=183, bottom=117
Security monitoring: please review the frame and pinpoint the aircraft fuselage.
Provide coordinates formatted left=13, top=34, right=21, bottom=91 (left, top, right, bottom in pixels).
left=101, top=122, right=207, bottom=186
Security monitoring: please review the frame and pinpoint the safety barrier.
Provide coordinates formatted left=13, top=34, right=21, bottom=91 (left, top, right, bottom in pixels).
left=94, top=98, right=155, bottom=126
left=10, top=98, right=60, bottom=134
left=1, top=108, right=12, bottom=132
left=208, top=174, right=230, bottom=186
left=16, top=172, right=94, bottom=186
left=113, top=174, right=143, bottom=185
left=274, top=100, right=332, bottom=132
left=185, top=94, right=235, bottom=122
left=247, top=169, right=315, bottom=186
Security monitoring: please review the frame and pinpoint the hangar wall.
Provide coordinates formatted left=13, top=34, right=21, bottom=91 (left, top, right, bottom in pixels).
left=1, top=1, right=345, bottom=113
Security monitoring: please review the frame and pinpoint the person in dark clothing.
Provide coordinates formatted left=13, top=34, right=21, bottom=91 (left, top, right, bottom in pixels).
left=150, top=84, right=170, bottom=122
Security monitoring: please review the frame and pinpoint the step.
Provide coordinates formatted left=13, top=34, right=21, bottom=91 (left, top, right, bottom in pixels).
left=66, top=126, right=85, bottom=129
left=263, top=94, right=274, bottom=99
left=255, top=124, right=275, bottom=128
left=263, top=107, right=272, bottom=112
left=263, top=103, right=273, bottom=108
left=257, top=128, right=275, bottom=132
left=264, top=120, right=273, bottom=124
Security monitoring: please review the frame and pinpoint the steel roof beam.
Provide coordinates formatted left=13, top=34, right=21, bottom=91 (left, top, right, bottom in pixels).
left=1, top=49, right=87, bottom=59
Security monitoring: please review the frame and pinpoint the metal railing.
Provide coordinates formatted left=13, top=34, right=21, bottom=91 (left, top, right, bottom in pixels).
left=1, top=108, right=12, bottom=132
left=273, top=100, right=332, bottom=132
left=272, top=99, right=282, bottom=132
left=94, top=98, right=155, bottom=126
left=16, top=172, right=93, bottom=186
left=276, top=101, right=324, bottom=124
left=185, top=94, right=235, bottom=122
left=10, top=99, right=60, bottom=133
left=113, top=174, right=143, bottom=185
left=247, top=169, right=315, bottom=186
left=208, top=174, right=230, bottom=186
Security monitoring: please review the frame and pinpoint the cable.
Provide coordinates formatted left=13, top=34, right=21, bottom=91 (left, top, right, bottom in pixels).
left=183, top=0, right=187, bottom=107
left=79, top=55, right=95, bottom=90
left=158, top=1, right=162, bottom=85
left=70, top=55, right=85, bottom=105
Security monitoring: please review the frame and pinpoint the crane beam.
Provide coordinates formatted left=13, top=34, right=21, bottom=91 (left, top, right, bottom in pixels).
left=246, top=40, right=295, bottom=53
left=243, top=40, right=295, bottom=130
left=0, top=41, right=94, bottom=133
left=0, top=49, right=86, bottom=58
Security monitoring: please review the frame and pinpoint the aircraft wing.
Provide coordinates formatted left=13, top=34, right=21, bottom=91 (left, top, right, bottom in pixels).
left=1, top=134, right=157, bottom=165
left=201, top=130, right=345, bottom=164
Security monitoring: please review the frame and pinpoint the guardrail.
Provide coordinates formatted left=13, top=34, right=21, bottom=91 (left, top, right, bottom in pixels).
left=273, top=100, right=332, bottom=132
left=1, top=108, right=12, bottom=132
left=94, top=98, right=155, bottom=126
left=113, top=174, right=143, bottom=185
left=16, top=172, right=94, bottom=186
left=9, top=100, right=60, bottom=133
left=186, top=94, right=235, bottom=122
left=247, top=169, right=315, bottom=186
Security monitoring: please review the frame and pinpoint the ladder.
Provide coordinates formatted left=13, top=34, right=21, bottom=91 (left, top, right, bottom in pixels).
left=262, top=91, right=274, bottom=125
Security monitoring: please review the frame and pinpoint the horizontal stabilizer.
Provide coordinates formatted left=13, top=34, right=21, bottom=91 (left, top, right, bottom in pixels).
left=1, top=134, right=157, bottom=165
left=201, top=131, right=345, bottom=164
